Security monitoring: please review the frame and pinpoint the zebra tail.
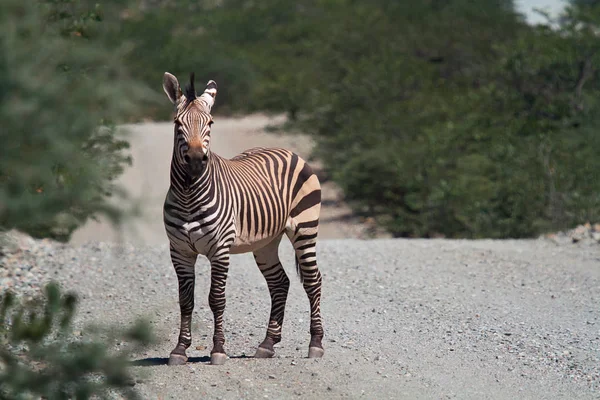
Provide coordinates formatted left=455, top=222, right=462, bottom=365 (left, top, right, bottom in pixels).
left=295, top=255, right=304, bottom=283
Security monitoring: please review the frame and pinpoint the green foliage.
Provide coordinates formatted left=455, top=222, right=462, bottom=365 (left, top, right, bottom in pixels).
left=99, top=0, right=600, bottom=238
left=100, top=0, right=333, bottom=117
left=295, top=0, right=541, bottom=238
left=205, top=0, right=327, bottom=118
left=5, top=0, right=597, bottom=239
left=111, top=1, right=257, bottom=118
left=0, top=0, right=156, bottom=241
left=0, top=282, right=153, bottom=400
left=262, top=0, right=600, bottom=238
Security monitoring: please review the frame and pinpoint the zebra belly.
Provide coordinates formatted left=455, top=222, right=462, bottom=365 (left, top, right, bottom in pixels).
left=229, top=232, right=282, bottom=254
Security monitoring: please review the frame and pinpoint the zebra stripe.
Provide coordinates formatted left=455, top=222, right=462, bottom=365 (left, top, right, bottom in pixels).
left=161, top=72, right=324, bottom=365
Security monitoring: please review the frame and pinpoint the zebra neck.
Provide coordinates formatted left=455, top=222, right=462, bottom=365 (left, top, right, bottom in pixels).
left=169, top=158, right=215, bottom=202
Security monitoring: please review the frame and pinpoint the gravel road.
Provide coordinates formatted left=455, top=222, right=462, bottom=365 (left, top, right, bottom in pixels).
left=2, top=234, right=599, bottom=399
left=2, top=117, right=599, bottom=399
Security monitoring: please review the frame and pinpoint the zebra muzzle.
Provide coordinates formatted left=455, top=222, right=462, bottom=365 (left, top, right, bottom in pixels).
left=184, top=152, right=208, bottom=178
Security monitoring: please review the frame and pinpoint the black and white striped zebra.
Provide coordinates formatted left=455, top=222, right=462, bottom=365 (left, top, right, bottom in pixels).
left=161, top=72, right=324, bottom=365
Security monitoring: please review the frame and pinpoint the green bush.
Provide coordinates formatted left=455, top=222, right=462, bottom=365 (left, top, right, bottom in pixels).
left=100, top=0, right=326, bottom=118
left=105, top=1, right=259, bottom=118
left=0, top=282, right=153, bottom=400
left=6, top=0, right=597, bottom=239
left=0, top=0, right=156, bottom=241
left=289, top=0, right=600, bottom=238
left=110, top=0, right=600, bottom=238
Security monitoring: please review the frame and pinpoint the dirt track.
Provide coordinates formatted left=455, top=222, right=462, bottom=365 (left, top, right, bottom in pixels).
left=59, top=117, right=600, bottom=399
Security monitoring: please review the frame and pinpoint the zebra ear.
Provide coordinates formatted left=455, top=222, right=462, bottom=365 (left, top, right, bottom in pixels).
left=163, top=72, right=182, bottom=105
left=198, top=80, right=218, bottom=112
left=204, top=80, right=217, bottom=99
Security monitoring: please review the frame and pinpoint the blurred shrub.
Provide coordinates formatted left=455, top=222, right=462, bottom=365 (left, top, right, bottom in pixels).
left=11, top=0, right=596, bottom=239
left=203, top=0, right=324, bottom=118
left=284, top=0, right=600, bottom=238
left=104, top=0, right=324, bottom=118
left=110, top=1, right=258, bottom=118
left=0, top=282, right=153, bottom=399
left=0, top=0, right=156, bottom=241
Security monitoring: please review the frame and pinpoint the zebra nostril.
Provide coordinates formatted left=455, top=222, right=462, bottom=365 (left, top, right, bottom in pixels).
left=184, top=154, right=191, bottom=164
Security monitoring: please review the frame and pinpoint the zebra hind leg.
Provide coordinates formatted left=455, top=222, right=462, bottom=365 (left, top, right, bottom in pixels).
left=286, top=223, right=324, bottom=358
left=252, top=235, right=289, bottom=358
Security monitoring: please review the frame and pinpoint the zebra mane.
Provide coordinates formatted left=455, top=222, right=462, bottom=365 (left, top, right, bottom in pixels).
left=184, top=72, right=197, bottom=103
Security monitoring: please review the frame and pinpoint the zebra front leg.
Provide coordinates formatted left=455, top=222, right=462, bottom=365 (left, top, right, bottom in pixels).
left=252, top=235, right=289, bottom=358
left=208, top=252, right=230, bottom=365
left=168, top=248, right=198, bottom=366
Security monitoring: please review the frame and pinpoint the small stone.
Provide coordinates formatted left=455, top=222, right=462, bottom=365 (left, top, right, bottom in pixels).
left=268, top=375, right=276, bottom=379
left=570, top=225, right=589, bottom=242
left=196, top=345, right=206, bottom=350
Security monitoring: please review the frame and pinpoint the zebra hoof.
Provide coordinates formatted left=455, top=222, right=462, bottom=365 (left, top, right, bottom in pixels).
left=254, top=346, right=275, bottom=358
left=308, top=346, right=324, bottom=358
left=167, top=353, right=188, bottom=366
left=210, top=352, right=228, bottom=365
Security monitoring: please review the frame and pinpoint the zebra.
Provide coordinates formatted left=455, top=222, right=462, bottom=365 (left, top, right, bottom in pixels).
left=161, top=72, right=324, bottom=366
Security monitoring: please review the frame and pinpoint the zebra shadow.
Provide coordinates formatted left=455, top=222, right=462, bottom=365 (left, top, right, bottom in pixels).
left=131, top=354, right=251, bottom=366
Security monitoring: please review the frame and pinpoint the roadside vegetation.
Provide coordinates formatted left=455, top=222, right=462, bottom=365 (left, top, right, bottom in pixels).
left=3, top=0, right=598, bottom=241
left=0, top=282, right=153, bottom=399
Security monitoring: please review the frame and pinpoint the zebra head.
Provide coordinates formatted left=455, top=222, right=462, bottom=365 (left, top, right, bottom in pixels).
left=162, top=72, right=218, bottom=178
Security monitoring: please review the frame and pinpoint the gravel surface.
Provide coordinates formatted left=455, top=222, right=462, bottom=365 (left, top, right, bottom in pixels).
left=2, top=232, right=599, bottom=399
